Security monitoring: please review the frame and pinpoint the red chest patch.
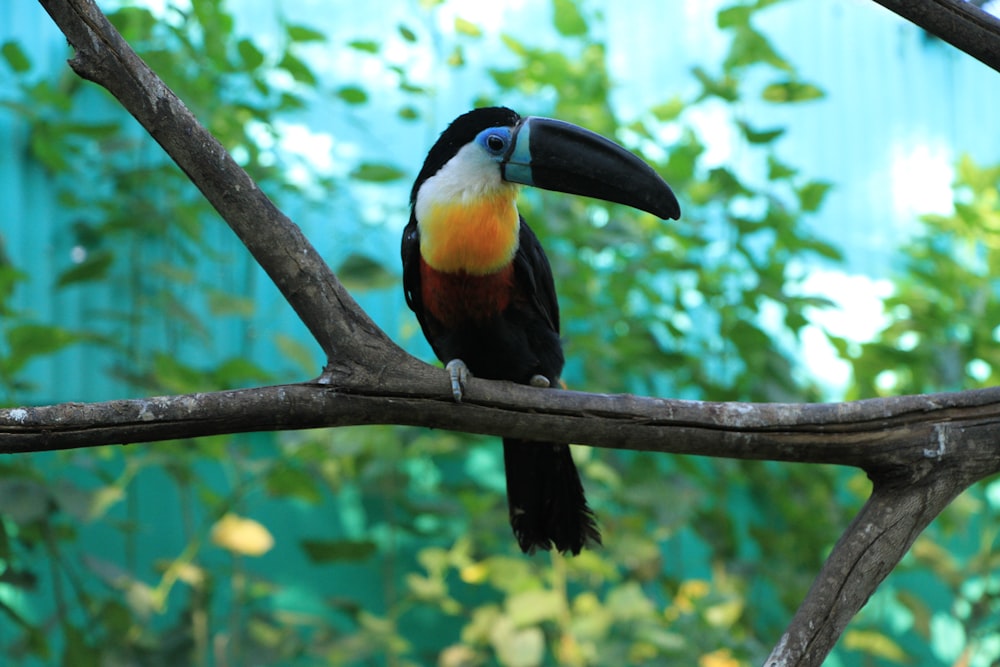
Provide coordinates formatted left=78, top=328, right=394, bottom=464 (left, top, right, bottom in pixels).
left=420, top=258, right=514, bottom=327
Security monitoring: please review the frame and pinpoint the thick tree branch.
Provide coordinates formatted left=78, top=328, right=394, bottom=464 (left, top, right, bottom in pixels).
left=871, top=0, right=1000, bottom=73
left=766, top=447, right=989, bottom=665
left=21, top=1, right=1000, bottom=666
left=3, top=382, right=1000, bottom=477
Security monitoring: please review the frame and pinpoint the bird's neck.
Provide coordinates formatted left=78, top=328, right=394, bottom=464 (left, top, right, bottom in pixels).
left=417, top=195, right=520, bottom=275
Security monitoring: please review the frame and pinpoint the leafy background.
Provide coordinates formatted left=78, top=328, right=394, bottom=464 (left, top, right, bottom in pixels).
left=1, top=0, right=999, bottom=665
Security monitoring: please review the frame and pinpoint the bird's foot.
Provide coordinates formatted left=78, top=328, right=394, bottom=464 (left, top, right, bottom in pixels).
left=529, top=374, right=551, bottom=388
left=445, top=359, right=470, bottom=402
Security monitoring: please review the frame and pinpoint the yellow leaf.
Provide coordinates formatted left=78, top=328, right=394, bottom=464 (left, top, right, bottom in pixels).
left=453, top=17, right=482, bottom=37
left=172, top=561, right=207, bottom=587
left=505, top=589, right=564, bottom=627
left=490, top=617, right=544, bottom=667
left=674, top=579, right=710, bottom=612
left=460, top=562, right=489, bottom=584
left=705, top=598, right=744, bottom=628
left=210, top=513, right=274, bottom=557
left=699, top=648, right=741, bottom=667
left=843, top=629, right=909, bottom=662
left=439, top=644, right=479, bottom=667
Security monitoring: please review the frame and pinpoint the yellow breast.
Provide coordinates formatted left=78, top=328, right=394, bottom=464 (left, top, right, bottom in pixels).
left=418, top=196, right=520, bottom=275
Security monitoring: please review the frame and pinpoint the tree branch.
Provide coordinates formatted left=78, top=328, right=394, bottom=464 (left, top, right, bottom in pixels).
left=871, top=0, right=1000, bottom=73
left=3, top=381, right=1000, bottom=476
left=22, top=1, right=1000, bottom=665
left=766, top=441, right=991, bottom=665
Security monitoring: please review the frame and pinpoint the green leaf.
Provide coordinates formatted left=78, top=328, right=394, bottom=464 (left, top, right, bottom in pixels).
left=265, top=466, right=322, bottom=503
left=348, top=39, right=380, bottom=54
left=237, top=39, right=265, bottom=69
left=5, top=324, right=79, bottom=370
left=61, top=625, right=100, bottom=667
left=151, top=353, right=206, bottom=393
left=206, top=289, right=256, bottom=317
left=286, top=24, right=326, bottom=43
left=278, top=92, right=306, bottom=111
left=399, top=80, right=427, bottom=95
left=213, top=357, right=273, bottom=386
left=489, top=68, right=520, bottom=90
left=767, top=154, right=798, bottom=180
left=737, top=120, right=785, bottom=144
left=709, top=166, right=751, bottom=198
left=30, top=130, right=69, bottom=171
left=725, top=26, right=792, bottom=71
left=107, top=6, right=157, bottom=41
left=350, top=162, right=406, bottom=182
left=447, top=45, right=465, bottom=67
left=278, top=51, right=317, bottom=85
left=801, top=237, right=843, bottom=261
left=798, top=180, right=832, bottom=212
left=398, top=105, right=420, bottom=121
left=717, top=5, right=752, bottom=29
left=454, top=17, right=482, bottom=37
left=1, top=41, right=30, bottom=73
left=692, top=66, right=740, bottom=102
left=499, top=34, right=527, bottom=57
left=0, top=265, right=26, bottom=310
left=553, top=0, right=588, bottom=36
left=300, top=539, right=377, bottom=563
left=398, top=24, right=418, bottom=42
left=650, top=98, right=684, bottom=122
left=336, top=86, right=368, bottom=105
left=56, top=251, right=114, bottom=287
left=337, top=254, right=397, bottom=290
left=762, top=79, right=825, bottom=103
left=272, top=333, right=318, bottom=375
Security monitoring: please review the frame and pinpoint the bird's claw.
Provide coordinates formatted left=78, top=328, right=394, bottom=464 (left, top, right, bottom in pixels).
left=529, top=374, right=551, bottom=388
left=446, top=359, right=470, bottom=402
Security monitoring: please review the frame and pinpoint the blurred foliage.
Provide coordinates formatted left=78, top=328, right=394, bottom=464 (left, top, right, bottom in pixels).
left=850, top=156, right=1000, bottom=398
left=0, top=0, right=993, bottom=666
left=844, top=155, right=1000, bottom=667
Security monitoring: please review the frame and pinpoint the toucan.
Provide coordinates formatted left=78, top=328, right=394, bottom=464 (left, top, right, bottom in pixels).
left=402, top=107, right=680, bottom=555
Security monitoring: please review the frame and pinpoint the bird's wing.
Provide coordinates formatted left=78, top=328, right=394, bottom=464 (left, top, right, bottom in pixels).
left=401, top=214, right=423, bottom=314
left=514, top=219, right=560, bottom=335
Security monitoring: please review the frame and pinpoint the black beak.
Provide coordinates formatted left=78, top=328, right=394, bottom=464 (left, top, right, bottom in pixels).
left=500, top=116, right=681, bottom=220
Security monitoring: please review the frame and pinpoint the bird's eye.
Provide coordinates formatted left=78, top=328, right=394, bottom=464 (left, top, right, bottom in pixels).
left=487, top=134, right=506, bottom=152
left=476, top=127, right=511, bottom=157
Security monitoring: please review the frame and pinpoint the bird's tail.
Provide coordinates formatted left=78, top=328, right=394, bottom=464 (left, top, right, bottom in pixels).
left=502, top=438, right=601, bottom=555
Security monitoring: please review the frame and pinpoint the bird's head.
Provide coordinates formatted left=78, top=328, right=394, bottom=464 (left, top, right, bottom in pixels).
left=411, top=107, right=680, bottom=274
